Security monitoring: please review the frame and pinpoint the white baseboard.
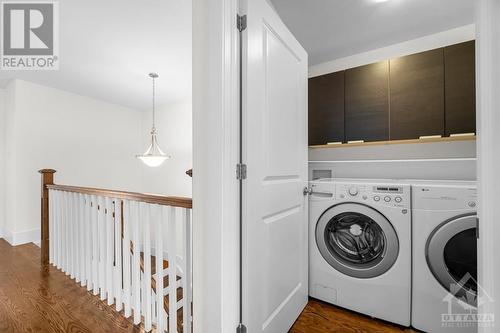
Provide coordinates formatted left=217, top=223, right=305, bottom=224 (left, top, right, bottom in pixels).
left=1, top=228, right=40, bottom=246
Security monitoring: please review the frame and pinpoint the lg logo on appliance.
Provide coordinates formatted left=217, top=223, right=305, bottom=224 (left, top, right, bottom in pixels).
left=1, top=1, right=59, bottom=70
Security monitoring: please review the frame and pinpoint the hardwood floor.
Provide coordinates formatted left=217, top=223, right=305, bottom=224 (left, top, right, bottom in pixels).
left=0, top=239, right=144, bottom=333
left=290, top=298, right=421, bottom=333
left=0, top=238, right=421, bottom=333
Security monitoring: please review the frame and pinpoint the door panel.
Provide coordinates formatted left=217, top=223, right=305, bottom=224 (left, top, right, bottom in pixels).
left=308, top=72, right=345, bottom=145
left=244, top=0, right=308, bottom=332
left=345, top=61, right=389, bottom=142
left=263, top=24, right=301, bottom=176
left=390, top=49, right=445, bottom=140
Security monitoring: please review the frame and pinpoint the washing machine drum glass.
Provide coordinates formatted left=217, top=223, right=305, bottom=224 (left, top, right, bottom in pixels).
left=316, top=203, right=399, bottom=279
left=427, top=214, right=477, bottom=306
left=325, top=212, right=385, bottom=265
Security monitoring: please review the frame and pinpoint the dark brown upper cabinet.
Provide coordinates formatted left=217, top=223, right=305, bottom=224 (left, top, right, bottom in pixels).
left=308, top=71, right=345, bottom=145
left=390, top=49, right=445, bottom=140
left=345, top=61, right=389, bottom=142
left=444, top=41, right=476, bottom=136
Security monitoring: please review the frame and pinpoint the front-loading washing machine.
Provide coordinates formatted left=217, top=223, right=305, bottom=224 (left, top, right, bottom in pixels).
left=412, top=183, right=478, bottom=333
left=309, top=179, right=411, bottom=326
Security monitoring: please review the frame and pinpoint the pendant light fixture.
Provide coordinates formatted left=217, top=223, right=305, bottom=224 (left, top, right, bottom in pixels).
left=136, top=73, right=171, bottom=167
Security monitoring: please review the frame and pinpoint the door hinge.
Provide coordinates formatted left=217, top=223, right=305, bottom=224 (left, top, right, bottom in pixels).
left=476, top=217, right=480, bottom=239
left=237, top=14, right=247, bottom=32
left=236, top=323, right=247, bottom=333
left=236, top=163, right=247, bottom=180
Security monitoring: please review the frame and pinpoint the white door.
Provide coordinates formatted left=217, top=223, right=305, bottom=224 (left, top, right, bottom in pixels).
left=243, top=0, right=308, bottom=331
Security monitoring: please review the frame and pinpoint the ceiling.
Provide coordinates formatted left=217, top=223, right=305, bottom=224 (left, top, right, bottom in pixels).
left=0, top=0, right=191, bottom=111
left=269, top=0, right=475, bottom=65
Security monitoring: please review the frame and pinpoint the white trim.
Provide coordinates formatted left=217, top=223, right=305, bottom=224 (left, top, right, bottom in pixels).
left=309, top=24, right=476, bottom=78
left=476, top=1, right=500, bottom=332
left=1, top=228, right=40, bottom=246
left=192, top=0, right=239, bottom=332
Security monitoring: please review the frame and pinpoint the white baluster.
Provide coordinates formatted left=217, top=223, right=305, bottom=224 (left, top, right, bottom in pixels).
left=78, top=193, right=85, bottom=286
left=49, top=189, right=54, bottom=265
left=74, top=193, right=80, bottom=283
left=92, top=195, right=99, bottom=295
left=122, top=200, right=132, bottom=318
left=114, top=198, right=123, bottom=312
left=132, top=200, right=141, bottom=325
left=168, top=206, right=178, bottom=333
left=98, top=196, right=106, bottom=300
left=143, top=202, right=152, bottom=332
left=62, top=192, right=67, bottom=274
left=183, top=208, right=192, bottom=333
left=70, top=192, right=75, bottom=280
left=85, top=194, right=93, bottom=291
left=59, top=191, right=64, bottom=270
left=52, top=190, right=58, bottom=268
left=64, top=192, right=70, bottom=275
left=155, top=205, right=165, bottom=332
left=66, top=192, right=71, bottom=276
left=106, top=197, right=114, bottom=305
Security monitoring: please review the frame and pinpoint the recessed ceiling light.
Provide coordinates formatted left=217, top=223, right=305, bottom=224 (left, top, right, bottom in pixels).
left=373, top=0, right=390, bottom=3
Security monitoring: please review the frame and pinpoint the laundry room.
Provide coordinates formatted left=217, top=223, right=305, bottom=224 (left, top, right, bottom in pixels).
left=267, top=0, right=479, bottom=332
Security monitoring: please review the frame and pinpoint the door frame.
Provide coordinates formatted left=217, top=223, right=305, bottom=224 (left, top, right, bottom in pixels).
left=476, top=0, right=500, bottom=331
left=192, top=0, right=240, bottom=331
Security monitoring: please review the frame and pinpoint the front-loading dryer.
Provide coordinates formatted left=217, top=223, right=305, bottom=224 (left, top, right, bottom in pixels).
left=412, top=183, right=478, bottom=333
left=309, top=179, right=411, bottom=326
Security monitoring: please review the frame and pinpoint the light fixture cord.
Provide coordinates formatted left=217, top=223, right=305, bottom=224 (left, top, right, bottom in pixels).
left=152, top=75, right=156, bottom=131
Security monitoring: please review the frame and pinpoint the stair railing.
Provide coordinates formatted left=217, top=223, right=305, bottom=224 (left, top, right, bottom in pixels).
left=39, top=169, right=192, bottom=333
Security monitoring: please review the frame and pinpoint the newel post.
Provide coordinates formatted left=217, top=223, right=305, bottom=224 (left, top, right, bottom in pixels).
left=39, top=169, right=56, bottom=267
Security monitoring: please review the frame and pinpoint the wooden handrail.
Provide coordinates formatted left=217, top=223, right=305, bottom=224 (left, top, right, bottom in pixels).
left=46, top=184, right=192, bottom=209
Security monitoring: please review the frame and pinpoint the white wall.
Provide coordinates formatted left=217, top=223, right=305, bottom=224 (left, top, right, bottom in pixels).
left=0, top=89, right=5, bottom=238
left=476, top=0, right=500, bottom=330
left=308, top=24, right=477, bottom=181
left=141, top=100, right=192, bottom=197
left=309, top=24, right=476, bottom=77
left=309, top=140, right=477, bottom=180
left=3, top=79, right=144, bottom=245
left=192, top=0, right=240, bottom=330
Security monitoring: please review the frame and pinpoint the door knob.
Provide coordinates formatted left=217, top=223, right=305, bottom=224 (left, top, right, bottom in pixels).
left=303, top=187, right=312, bottom=196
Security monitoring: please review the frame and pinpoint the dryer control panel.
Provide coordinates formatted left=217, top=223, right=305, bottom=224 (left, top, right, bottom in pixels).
left=412, top=185, right=477, bottom=210
left=335, top=182, right=410, bottom=209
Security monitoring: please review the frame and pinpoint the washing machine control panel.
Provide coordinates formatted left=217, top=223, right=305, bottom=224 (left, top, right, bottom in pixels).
left=336, top=183, right=409, bottom=208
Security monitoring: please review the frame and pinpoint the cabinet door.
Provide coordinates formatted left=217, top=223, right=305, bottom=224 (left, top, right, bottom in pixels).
left=445, top=41, right=476, bottom=136
left=308, top=71, right=345, bottom=145
left=345, top=61, right=389, bottom=142
left=390, top=49, right=445, bottom=140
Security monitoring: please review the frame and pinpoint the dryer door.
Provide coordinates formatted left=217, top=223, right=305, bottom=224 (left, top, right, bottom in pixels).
left=427, top=214, right=477, bottom=306
left=316, top=203, right=399, bottom=279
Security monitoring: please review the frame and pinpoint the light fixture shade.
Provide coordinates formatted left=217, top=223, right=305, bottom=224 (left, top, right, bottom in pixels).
left=136, top=129, right=171, bottom=167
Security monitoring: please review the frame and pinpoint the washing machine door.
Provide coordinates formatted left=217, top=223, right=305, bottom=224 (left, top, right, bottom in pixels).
left=316, top=203, right=399, bottom=279
left=427, top=214, right=477, bottom=306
